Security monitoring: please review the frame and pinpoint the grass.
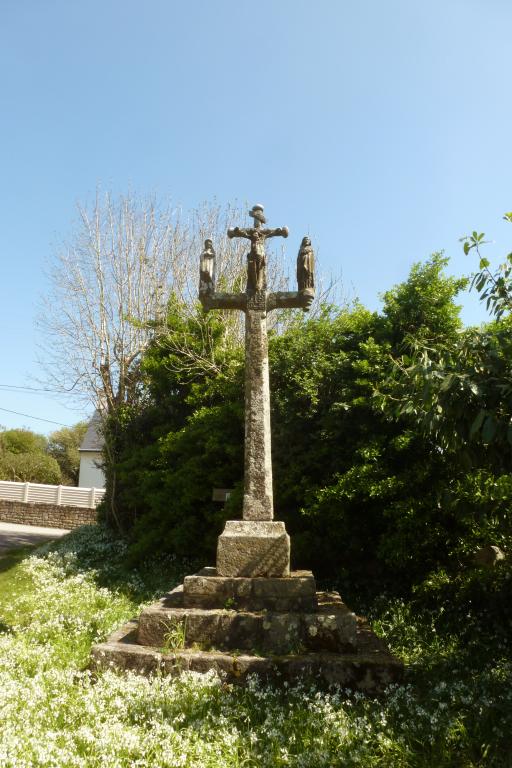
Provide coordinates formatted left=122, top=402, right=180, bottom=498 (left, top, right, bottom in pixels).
left=0, top=544, right=36, bottom=577
left=0, top=524, right=511, bottom=767
left=0, top=546, right=38, bottom=633
left=162, top=617, right=187, bottom=652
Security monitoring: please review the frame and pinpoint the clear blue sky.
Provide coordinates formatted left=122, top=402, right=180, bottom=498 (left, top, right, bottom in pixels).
left=1, top=0, right=511, bottom=433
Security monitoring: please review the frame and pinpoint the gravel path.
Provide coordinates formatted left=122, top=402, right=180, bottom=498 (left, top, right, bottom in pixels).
left=0, top=521, right=70, bottom=554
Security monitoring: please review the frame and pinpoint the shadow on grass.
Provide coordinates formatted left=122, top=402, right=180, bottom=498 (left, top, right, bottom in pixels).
left=0, top=546, right=37, bottom=575
left=37, top=525, right=193, bottom=603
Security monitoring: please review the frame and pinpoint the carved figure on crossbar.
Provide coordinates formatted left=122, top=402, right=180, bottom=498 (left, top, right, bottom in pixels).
left=199, top=204, right=315, bottom=528
left=228, top=204, right=289, bottom=292
left=297, top=236, right=315, bottom=293
left=199, top=239, right=215, bottom=296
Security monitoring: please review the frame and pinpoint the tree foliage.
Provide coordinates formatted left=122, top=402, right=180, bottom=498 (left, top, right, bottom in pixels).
left=0, top=429, right=62, bottom=484
left=105, top=253, right=512, bottom=592
left=461, top=214, right=512, bottom=319
left=47, top=422, right=88, bottom=485
left=386, top=215, right=512, bottom=468
left=0, top=429, right=48, bottom=456
left=101, top=297, right=245, bottom=558
left=381, top=252, right=467, bottom=344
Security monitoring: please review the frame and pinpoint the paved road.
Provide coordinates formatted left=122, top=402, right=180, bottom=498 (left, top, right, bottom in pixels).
left=0, top=522, right=70, bottom=554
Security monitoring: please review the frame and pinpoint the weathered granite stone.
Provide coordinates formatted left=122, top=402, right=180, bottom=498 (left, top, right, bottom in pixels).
left=473, top=544, right=506, bottom=567
left=302, top=592, right=357, bottom=652
left=163, top=583, right=185, bottom=606
left=297, top=236, right=315, bottom=294
left=200, top=205, right=315, bottom=527
left=217, top=520, right=290, bottom=577
left=136, top=587, right=357, bottom=655
left=199, top=239, right=215, bottom=296
left=91, top=615, right=403, bottom=692
left=242, top=304, right=274, bottom=520
left=183, top=568, right=316, bottom=611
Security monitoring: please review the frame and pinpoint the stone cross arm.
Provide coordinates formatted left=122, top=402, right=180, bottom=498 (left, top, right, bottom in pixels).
left=267, top=290, right=313, bottom=312
left=227, top=226, right=289, bottom=240
left=200, top=291, right=247, bottom=312
left=200, top=290, right=313, bottom=313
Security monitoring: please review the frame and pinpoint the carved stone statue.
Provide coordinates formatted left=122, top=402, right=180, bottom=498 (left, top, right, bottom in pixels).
left=297, top=236, right=315, bottom=293
left=228, top=204, right=288, bottom=293
left=199, top=238, right=215, bottom=295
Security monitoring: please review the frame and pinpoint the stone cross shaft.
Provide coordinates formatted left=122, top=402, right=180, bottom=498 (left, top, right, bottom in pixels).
left=199, top=205, right=314, bottom=523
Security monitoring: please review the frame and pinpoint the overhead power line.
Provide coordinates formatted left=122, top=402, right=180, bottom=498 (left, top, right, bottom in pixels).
left=0, top=406, right=70, bottom=427
left=0, top=384, right=62, bottom=393
left=0, top=376, right=85, bottom=395
left=0, top=389, right=60, bottom=397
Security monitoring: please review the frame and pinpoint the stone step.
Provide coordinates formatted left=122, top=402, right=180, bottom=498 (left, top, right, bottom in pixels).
left=136, top=587, right=357, bottom=655
left=183, top=567, right=317, bottom=611
left=90, top=618, right=404, bottom=692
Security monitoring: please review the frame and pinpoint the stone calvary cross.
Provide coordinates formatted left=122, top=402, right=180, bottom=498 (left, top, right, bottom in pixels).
left=91, top=208, right=402, bottom=689
left=199, top=204, right=315, bottom=578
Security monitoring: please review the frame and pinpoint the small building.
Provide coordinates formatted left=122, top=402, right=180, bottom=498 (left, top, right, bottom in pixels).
left=78, top=411, right=105, bottom=489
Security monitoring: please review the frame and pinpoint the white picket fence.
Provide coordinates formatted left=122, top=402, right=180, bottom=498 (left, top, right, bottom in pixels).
left=0, top=480, right=105, bottom=508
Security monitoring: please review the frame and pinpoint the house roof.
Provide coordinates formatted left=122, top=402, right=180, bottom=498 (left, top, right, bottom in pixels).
left=79, top=411, right=104, bottom=452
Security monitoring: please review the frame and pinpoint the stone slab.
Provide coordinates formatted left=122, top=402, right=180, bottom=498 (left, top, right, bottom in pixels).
left=136, top=589, right=357, bottom=655
left=217, top=520, right=290, bottom=577
left=91, top=617, right=403, bottom=692
left=183, top=567, right=317, bottom=611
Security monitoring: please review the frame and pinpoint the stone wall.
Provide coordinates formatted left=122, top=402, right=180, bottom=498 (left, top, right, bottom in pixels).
left=0, top=500, right=97, bottom=529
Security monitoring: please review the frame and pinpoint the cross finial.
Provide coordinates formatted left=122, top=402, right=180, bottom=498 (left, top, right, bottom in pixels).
left=249, top=204, right=266, bottom=227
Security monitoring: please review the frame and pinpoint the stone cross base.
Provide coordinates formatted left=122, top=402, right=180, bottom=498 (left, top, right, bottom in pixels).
left=183, top=567, right=317, bottom=612
left=91, top=567, right=404, bottom=691
left=216, top=520, right=290, bottom=577
left=135, top=580, right=358, bottom=655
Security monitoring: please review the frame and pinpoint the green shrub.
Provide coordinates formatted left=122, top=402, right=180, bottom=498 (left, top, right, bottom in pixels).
left=106, top=257, right=512, bottom=596
left=0, top=450, right=62, bottom=484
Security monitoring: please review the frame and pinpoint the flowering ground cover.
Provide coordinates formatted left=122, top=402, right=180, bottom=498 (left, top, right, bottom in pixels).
left=0, top=525, right=510, bottom=767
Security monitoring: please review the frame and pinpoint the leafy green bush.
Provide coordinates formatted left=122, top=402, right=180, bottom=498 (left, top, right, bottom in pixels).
left=413, top=556, right=512, bottom=646
left=0, top=428, right=48, bottom=455
left=0, top=427, right=62, bottom=484
left=47, top=422, right=88, bottom=485
left=0, top=450, right=62, bottom=484
left=106, top=256, right=512, bottom=595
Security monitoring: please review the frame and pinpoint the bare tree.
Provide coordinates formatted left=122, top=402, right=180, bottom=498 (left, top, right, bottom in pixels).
left=40, top=192, right=185, bottom=413
left=37, top=193, right=255, bottom=529
left=39, top=194, right=297, bottom=409
left=41, top=198, right=217, bottom=405
left=38, top=192, right=339, bottom=531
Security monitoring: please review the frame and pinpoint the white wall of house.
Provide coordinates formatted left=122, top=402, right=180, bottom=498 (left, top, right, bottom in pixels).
left=78, top=452, right=105, bottom=489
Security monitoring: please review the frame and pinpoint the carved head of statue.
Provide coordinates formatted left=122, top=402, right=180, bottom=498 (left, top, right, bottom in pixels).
left=204, top=238, right=213, bottom=251
left=301, top=236, right=311, bottom=247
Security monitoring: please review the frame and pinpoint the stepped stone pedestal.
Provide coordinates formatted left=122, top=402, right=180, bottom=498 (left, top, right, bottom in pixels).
left=136, top=570, right=356, bottom=654
left=91, top=554, right=403, bottom=691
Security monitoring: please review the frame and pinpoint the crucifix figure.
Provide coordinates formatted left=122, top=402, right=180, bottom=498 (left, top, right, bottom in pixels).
left=228, top=204, right=289, bottom=292
left=199, top=205, right=315, bottom=576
